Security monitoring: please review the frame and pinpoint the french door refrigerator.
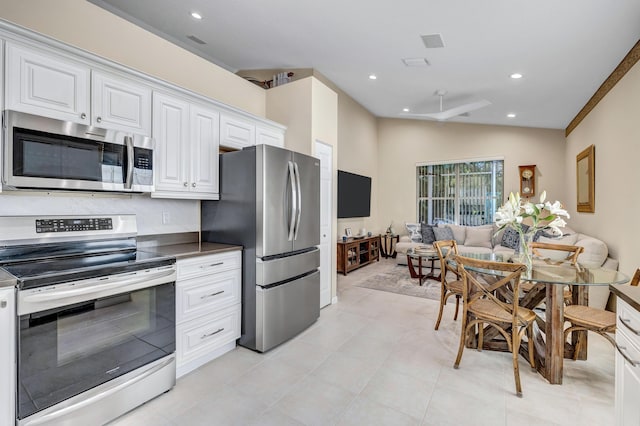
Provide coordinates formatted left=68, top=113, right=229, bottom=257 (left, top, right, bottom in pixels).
left=201, top=144, right=320, bottom=352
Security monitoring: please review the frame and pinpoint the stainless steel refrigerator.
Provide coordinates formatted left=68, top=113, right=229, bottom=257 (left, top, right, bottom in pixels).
left=201, top=144, right=320, bottom=352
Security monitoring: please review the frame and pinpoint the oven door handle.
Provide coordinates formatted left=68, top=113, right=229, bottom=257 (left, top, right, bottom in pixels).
left=22, top=268, right=176, bottom=303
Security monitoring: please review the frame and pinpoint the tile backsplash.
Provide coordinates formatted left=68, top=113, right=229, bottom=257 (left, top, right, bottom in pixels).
left=0, top=192, right=200, bottom=235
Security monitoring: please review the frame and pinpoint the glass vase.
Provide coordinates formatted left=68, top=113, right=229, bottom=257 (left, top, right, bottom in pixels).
left=519, top=231, right=535, bottom=275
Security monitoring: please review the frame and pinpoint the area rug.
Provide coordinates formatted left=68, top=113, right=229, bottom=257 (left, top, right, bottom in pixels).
left=354, top=265, right=443, bottom=301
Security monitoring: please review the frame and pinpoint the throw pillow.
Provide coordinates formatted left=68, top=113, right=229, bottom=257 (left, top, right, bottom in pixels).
left=405, top=223, right=422, bottom=243
left=464, top=226, right=493, bottom=249
left=420, top=222, right=435, bottom=245
left=446, top=224, right=467, bottom=245
left=433, top=226, right=454, bottom=241
left=500, top=227, right=521, bottom=250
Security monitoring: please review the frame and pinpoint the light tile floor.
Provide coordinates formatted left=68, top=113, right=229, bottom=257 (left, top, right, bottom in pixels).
left=111, top=258, right=616, bottom=425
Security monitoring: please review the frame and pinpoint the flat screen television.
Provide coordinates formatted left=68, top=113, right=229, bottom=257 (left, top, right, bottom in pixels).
left=337, top=170, right=371, bottom=218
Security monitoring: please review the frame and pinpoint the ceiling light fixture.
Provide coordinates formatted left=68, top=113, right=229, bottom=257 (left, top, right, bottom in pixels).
left=403, top=108, right=410, bottom=112
left=402, top=58, right=430, bottom=67
left=190, top=11, right=203, bottom=20
left=510, top=73, right=523, bottom=79
left=507, top=113, right=516, bottom=118
left=368, top=74, right=377, bottom=80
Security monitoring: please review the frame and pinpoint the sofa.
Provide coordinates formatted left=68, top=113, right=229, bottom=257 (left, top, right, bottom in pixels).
left=396, top=222, right=618, bottom=309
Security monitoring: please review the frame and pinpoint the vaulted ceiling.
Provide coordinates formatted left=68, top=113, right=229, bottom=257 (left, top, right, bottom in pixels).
left=89, top=0, right=640, bottom=129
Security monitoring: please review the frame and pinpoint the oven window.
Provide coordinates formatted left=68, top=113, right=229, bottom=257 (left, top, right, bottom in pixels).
left=17, top=283, right=175, bottom=420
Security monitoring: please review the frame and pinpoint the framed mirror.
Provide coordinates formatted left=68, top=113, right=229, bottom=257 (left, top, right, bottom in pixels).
left=576, top=145, right=595, bottom=213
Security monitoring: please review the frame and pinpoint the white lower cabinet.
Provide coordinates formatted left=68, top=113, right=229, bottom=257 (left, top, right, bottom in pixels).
left=615, top=298, right=640, bottom=425
left=176, top=251, right=241, bottom=378
left=0, top=287, right=15, bottom=426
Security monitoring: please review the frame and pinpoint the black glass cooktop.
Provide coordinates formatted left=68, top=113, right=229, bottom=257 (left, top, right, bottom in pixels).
left=2, top=249, right=175, bottom=290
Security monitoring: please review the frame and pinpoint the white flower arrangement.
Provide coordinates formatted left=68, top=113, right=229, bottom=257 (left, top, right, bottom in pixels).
left=495, top=190, right=570, bottom=237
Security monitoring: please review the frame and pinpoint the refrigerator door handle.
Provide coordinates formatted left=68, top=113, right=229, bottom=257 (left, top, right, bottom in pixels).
left=293, top=161, right=302, bottom=240
left=287, top=161, right=297, bottom=241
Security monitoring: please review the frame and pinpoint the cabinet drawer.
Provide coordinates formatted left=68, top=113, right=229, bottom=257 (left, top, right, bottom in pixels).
left=176, top=305, right=240, bottom=365
left=177, top=269, right=240, bottom=323
left=617, top=299, right=640, bottom=346
left=177, top=250, right=241, bottom=280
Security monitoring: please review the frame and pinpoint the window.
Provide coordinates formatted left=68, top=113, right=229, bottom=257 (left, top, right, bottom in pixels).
left=417, top=159, right=503, bottom=225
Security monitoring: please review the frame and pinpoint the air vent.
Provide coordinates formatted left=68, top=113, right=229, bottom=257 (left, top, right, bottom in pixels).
left=421, top=34, right=445, bottom=48
left=402, top=58, right=430, bottom=67
left=187, top=35, right=206, bottom=45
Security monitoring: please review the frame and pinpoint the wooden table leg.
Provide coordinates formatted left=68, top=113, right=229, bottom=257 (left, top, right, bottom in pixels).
left=570, top=285, right=589, bottom=360
left=545, top=283, right=565, bottom=384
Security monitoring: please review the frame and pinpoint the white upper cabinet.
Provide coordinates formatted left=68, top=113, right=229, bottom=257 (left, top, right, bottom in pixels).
left=91, top=70, right=152, bottom=135
left=6, top=42, right=90, bottom=124
left=190, top=105, right=220, bottom=195
left=6, top=42, right=151, bottom=135
left=152, top=91, right=219, bottom=200
left=220, top=114, right=255, bottom=150
left=153, top=92, right=190, bottom=193
left=257, top=126, right=285, bottom=147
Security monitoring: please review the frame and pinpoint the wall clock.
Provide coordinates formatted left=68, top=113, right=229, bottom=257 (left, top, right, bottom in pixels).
left=519, top=165, right=536, bottom=197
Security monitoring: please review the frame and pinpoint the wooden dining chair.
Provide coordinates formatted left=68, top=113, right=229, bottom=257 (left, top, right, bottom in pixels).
left=453, top=254, right=535, bottom=397
left=564, top=268, right=640, bottom=358
left=520, top=242, right=584, bottom=304
left=433, top=240, right=463, bottom=330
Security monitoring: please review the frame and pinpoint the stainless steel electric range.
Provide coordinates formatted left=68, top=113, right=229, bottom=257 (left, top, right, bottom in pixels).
left=0, top=215, right=177, bottom=426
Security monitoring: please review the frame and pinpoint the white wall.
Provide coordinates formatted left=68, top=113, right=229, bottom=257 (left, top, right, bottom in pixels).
left=564, top=60, right=640, bottom=276
left=377, top=118, right=567, bottom=233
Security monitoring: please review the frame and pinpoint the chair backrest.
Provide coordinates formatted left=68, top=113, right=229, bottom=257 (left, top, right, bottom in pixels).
left=630, top=268, right=640, bottom=287
left=433, top=240, right=459, bottom=282
left=530, top=242, right=584, bottom=265
left=453, top=254, right=528, bottom=322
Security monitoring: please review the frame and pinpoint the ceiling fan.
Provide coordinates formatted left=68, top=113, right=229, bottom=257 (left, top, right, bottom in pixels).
left=404, top=90, right=491, bottom=121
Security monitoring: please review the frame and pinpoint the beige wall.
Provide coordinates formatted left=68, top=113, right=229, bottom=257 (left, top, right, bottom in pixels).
left=377, top=118, right=566, bottom=233
left=564, top=61, right=640, bottom=276
left=0, top=0, right=265, bottom=116
left=336, top=93, right=379, bottom=236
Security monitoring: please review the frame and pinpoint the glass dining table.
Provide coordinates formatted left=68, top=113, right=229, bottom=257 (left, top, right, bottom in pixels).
left=451, top=252, right=629, bottom=385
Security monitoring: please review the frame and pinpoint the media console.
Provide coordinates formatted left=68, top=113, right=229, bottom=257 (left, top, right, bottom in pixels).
left=336, top=235, right=380, bottom=275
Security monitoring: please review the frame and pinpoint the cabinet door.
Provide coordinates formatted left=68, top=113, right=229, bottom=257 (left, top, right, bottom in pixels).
left=257, top=126, right=284, bottom=147
left=0, top=287, right=15, bottom=425
left=152, top=92, right=190, bottom=192
left=615, top=330, right=640, bottom=425
left=6, top=42, right=90, bottom=123
left=91, top=71, right=151, bottom=135
left=220, top=114, right=255, bottom=149
left=190, top=105, right=220, bottom=195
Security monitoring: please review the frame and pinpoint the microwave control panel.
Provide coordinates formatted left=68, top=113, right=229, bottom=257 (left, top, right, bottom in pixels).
left=35, top=218, right=113, bottom=233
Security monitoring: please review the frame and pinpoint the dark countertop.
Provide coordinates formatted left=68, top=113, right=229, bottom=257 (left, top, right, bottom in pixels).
left=149, top=242, right=242, bottom=260
left=610, top=284, right=640, bottom=312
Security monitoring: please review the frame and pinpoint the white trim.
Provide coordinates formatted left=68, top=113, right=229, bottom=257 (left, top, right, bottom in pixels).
left=416, top=155, right=504, bottom=167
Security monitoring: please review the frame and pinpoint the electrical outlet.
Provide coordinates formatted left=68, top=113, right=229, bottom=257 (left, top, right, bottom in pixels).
left=162, top=211, right=170, bottom=225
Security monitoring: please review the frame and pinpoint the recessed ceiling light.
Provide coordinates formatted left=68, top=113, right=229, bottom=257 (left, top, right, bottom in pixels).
left=402, top=58, right=430, bottom=67
left=368, top=74, right=377, bottom=80
left=190, top=11, right=203, bottom=20
left=510, top=73, right=523, bottom=79
left=403, top=108, right=410, bottom=112
left=507, top=113, right=516, bottom=118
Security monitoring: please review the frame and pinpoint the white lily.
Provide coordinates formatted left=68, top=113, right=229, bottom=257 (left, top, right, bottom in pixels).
left=539, top=190, right=547, bottom=203
left=523, top=203, right=535, bottom=215
left=545, top=200, right=570, bottom=219
left=547, top=217, right=567, bottom=235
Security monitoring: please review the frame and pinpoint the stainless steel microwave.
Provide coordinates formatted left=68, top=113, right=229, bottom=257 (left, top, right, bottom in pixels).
left=2, top=110, right=154, bottom=193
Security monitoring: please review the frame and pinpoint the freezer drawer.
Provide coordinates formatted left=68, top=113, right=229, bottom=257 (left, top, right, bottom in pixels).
left=255, top=270, right=320, bottom=352
left=256, top=248, right=319, bottom=287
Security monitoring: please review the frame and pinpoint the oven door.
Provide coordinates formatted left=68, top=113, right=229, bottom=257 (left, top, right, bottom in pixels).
left=16, top=271, right=175, bottom=420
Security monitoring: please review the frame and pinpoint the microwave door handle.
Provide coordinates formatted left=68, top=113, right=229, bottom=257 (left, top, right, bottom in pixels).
left=293, top=161, right=302, bottom=240
left=287, top=161, right=297, bottom=241
left=124, top=135, right=134, bottom=189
